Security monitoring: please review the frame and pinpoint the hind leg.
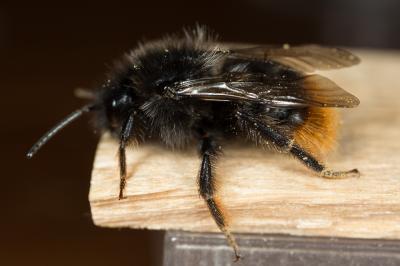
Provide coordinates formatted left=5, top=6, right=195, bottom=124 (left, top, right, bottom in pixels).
left=288, top=143, right=360, bottom=178
left=236, top=110, right=359, bottom=178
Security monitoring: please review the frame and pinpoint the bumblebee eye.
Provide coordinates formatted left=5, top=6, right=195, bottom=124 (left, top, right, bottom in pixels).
left=102, top=86, right=136, bottom=130
left=112, top=94, right=133, bottom=108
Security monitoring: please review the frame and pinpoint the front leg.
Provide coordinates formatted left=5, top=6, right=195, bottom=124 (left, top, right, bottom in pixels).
left=198, top=133, right=241, bottom=261
left=118, top=113, right=135, bottom=200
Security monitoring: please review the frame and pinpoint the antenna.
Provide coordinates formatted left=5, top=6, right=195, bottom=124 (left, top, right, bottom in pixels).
left=26, top=104, right=97, bottom=158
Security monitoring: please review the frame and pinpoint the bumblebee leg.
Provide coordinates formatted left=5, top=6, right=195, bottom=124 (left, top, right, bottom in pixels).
left=237, top=111, right=359, bottom=178
left=198, top=134, right=241, bottom=261
left=289, top=144, right=360, bottom=178
left=118, top=114, right=135, bottom=200
left=320, top=168, right=360, bottom=179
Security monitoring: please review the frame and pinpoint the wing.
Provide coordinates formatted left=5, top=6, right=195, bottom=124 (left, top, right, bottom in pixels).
left=227, top=44, right=360, bottom=73
left=175, top=73, right=359, bottom=108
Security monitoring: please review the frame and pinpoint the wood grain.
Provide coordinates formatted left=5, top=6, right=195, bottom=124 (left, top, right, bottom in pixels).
left=89, top=50, right=400, bottom=239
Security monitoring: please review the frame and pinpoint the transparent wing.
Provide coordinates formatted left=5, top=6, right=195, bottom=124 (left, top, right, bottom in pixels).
left=175, top=73, right=359, bottom=108
left=228, top=45, right=360, bottom=73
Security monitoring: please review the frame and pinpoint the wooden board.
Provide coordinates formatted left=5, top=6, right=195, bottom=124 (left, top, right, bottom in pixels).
left=89, top=50, right=400, bottom=239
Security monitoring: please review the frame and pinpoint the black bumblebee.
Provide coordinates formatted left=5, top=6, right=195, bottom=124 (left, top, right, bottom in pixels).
left=27, top=26, right=360, bottom=260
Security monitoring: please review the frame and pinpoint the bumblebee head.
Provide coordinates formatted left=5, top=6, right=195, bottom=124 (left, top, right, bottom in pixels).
left=97, top=81, right=136, bottom=132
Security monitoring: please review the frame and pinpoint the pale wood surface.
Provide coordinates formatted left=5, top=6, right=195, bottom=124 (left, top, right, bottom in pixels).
left=89, top=50, right=400, bottom=239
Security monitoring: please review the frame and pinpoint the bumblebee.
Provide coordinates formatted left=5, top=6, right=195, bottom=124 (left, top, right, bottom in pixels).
left=27, top=26, right=360, bottom=260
